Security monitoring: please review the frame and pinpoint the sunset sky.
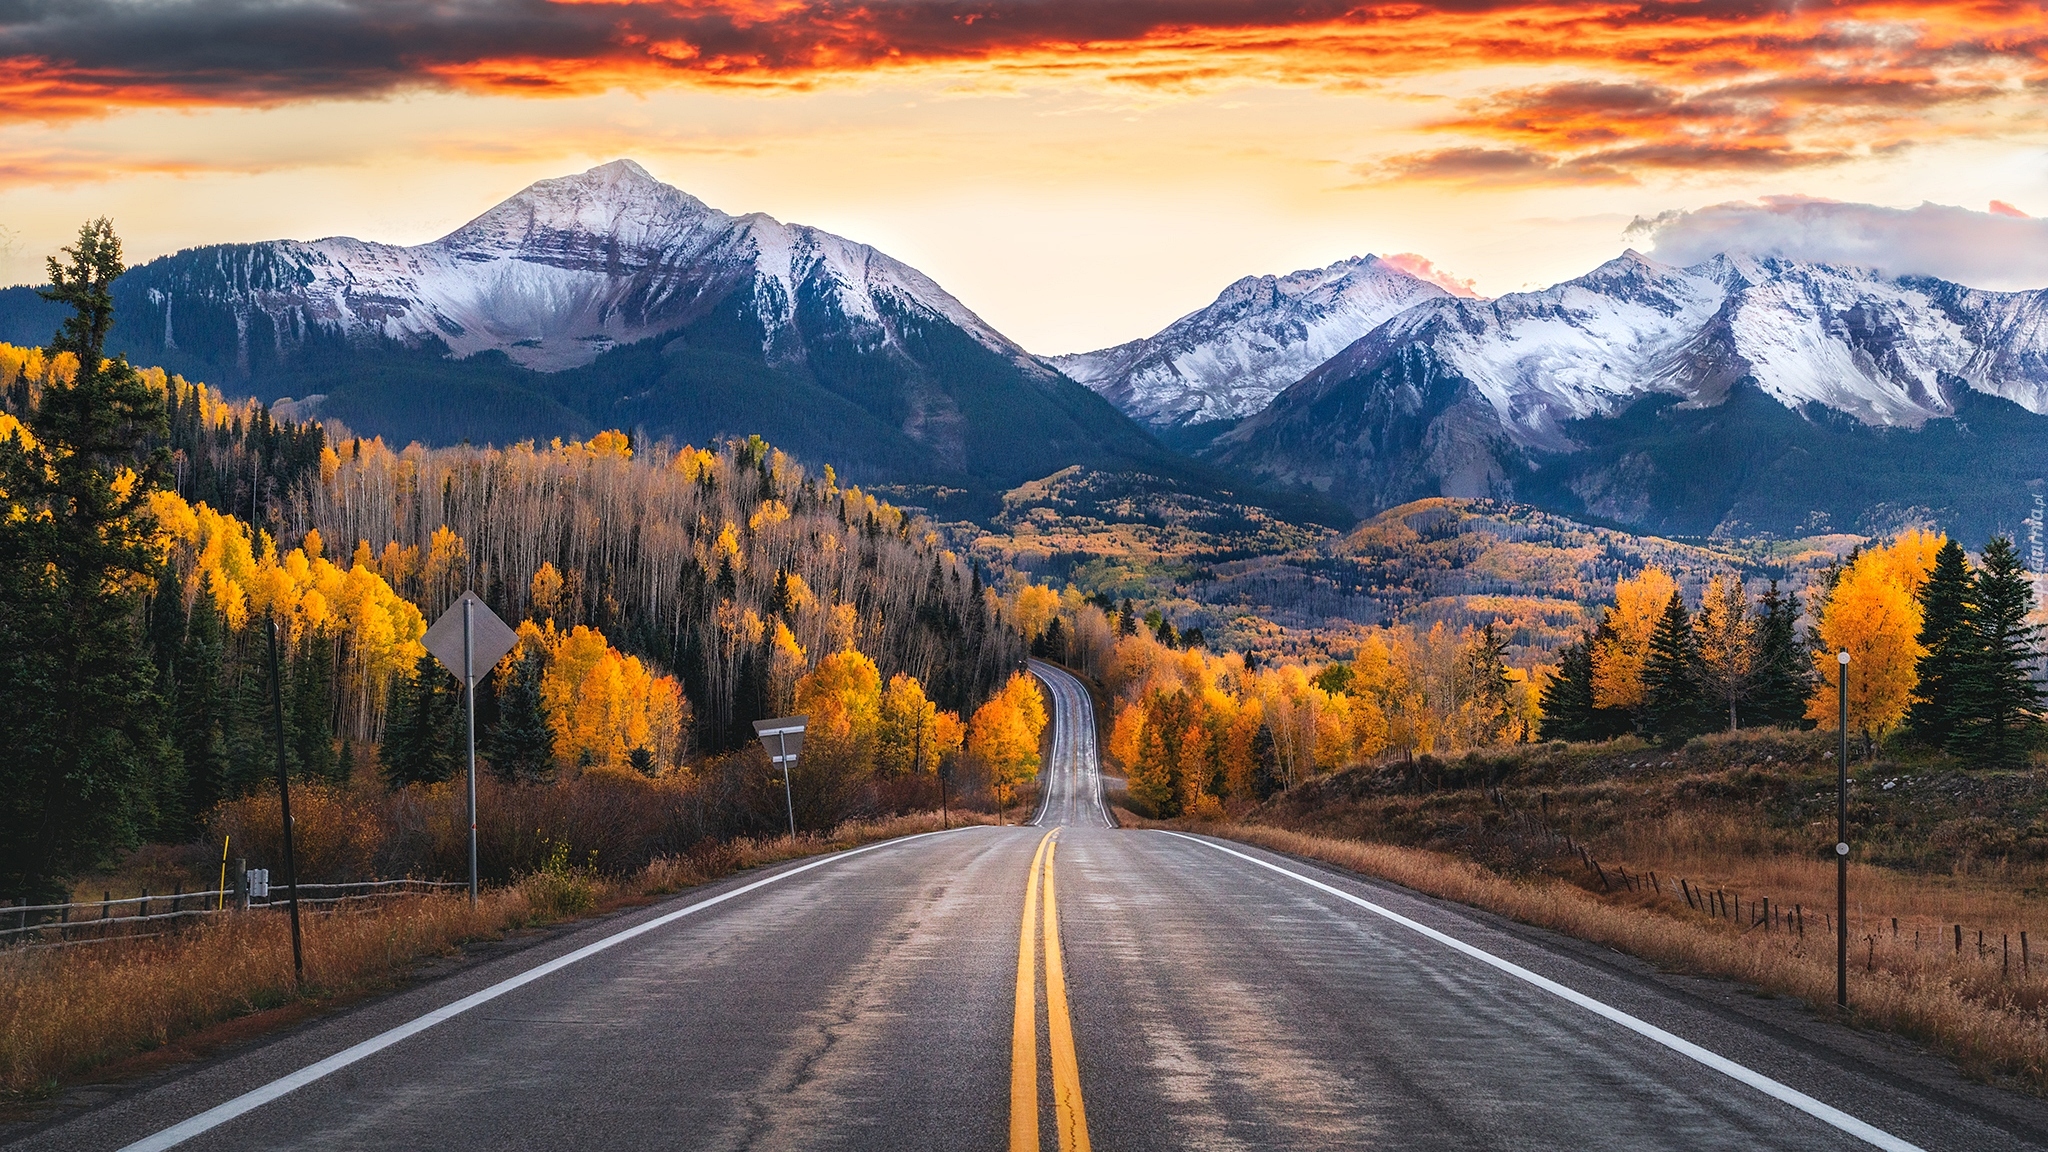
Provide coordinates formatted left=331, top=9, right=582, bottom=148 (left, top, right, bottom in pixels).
left=4, top=1, right=2047, bottom=353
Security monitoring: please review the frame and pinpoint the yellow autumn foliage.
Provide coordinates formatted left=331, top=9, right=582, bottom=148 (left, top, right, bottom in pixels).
left=1806, top=534, right=1939, bottom=740
left=1593, top=566, right=1677, bottom=710
left=532, top=622, right=687, bottom=771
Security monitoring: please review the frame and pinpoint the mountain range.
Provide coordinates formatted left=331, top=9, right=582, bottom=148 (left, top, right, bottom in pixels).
left=0, top=160, right=1231, bottom=520
left=6, top=160, right=2048, bottom=540
left=1197, top=252, right=2048, bottom=538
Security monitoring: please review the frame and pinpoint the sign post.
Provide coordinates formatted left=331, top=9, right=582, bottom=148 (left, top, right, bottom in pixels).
left=263, top=618, right=304, bottom=991
left=1837, top=648, right=1851, bottom=1009
left=752, top=716, right=808, bottom=839
left=425, top=591, right=521, bottom=906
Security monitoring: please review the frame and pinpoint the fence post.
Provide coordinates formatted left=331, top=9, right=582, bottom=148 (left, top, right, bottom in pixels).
left=234, top=859, right=249, bottom=912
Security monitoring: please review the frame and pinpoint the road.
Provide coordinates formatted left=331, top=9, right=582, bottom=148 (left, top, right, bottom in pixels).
left=12, top=659, right=2047, bottom=1151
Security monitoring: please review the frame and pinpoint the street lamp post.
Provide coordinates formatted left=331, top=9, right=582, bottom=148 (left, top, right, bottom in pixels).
left=1837, top=648, right=1851, bottom=1009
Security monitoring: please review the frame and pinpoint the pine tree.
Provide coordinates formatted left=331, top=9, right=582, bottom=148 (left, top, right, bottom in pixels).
left=289, top=633, right=340, bottom=782
left=1459, top=622, right=1512, bottom=744
left=1951, top=536, right=2044, bottom=766
left=1249, top=722, right=1281, bottom=800
left=1908, top=539, right=1973, bottom=746
left=381, top=654, right=461, bottom=787
left=0, top=219, right=172, bottom=899
left=1747, top=582, right=1812, bottom=728
left=174, top=576, right=230, bottom=823
left=1640, top=591, right=1707, bottom=742
left=488, top=646, right=556, bottom=783
left=1539, top=635, right=1599, bottom=741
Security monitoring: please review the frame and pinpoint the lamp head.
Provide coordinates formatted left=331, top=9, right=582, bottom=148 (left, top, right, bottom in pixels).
left=1837, top=650, right=1851, bottom=665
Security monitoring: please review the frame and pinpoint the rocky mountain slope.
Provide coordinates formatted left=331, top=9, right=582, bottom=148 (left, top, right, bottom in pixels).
left=1209, top=251, right=2048, bottom=539
left=1046, top=255, right=1449, bottom=431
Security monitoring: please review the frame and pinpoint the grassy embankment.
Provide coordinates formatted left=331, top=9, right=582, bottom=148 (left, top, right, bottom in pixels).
left=0, top=810, right=992, bottom=1102
left=1149, top=728, right=2048, bottom=1093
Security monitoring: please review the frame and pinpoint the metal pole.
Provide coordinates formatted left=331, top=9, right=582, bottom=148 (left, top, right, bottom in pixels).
left=465, top=596, right=478, bottom=908
left=265, top=617, right=305, bottom=992
left=1837, top=649, right=1850, bottom=1009
left=777, top=729, right=796, bottom=839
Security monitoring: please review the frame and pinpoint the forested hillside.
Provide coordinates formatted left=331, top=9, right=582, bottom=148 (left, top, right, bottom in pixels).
left=0, top=223, right=1030, bottom=902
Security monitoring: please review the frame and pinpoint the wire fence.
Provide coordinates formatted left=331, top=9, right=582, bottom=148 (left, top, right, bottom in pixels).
left=0, top=878, right=467, bottom=948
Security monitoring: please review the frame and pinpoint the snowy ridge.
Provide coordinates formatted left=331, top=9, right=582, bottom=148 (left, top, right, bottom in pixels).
left=1046, top=255, right=1450, bottom=427
left=1235, top=249, right=2048, bottom=454
left=146, top=160, right=1037, bottom=375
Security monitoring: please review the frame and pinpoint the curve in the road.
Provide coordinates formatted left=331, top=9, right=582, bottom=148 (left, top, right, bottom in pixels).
left=1027, top=659, right=1114, bottom=830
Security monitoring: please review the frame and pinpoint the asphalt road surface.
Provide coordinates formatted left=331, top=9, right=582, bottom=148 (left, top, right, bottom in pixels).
left=13, top=660, right=2048, bottom=1151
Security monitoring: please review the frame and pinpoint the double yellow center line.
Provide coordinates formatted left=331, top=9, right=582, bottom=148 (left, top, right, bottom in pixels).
left=1012, top=829, right=1090, bottom=1152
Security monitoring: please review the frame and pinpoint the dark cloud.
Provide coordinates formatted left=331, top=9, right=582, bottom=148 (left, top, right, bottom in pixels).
left=1, top=0, right=2040, bottom=141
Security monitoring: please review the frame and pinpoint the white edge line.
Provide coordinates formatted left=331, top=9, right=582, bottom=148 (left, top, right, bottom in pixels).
left=120, top=826, right=984, bottom=1152
left=1157, top=831, right=1924, bottom=1152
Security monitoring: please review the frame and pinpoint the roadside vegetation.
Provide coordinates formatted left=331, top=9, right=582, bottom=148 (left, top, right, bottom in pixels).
left=1084, top=512, right=2048, bottom=1092
left=0, top=809, right=993, bottom=1101
left=1176, top=729, right=2048, bottom=1093
left=0, top=221, right=1049, bottom=1104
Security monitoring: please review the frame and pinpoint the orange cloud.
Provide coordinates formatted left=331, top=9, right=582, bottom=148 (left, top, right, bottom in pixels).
left=5, top=1, right=2046, bottom=183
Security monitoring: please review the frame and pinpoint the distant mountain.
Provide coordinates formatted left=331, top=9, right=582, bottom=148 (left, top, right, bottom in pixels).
left=1046, top=255, right=1449, bottom=433
left=0, top=160, right=1229, bottom=517
left=1211, top=251, right=2048, bottom=540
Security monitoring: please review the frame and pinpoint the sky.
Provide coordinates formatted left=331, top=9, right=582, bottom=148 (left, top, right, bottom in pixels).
left=3, top=1, right=2047, bottom=355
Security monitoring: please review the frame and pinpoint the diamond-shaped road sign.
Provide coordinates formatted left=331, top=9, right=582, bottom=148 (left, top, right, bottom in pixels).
left=425, top=591, right=520, bottom=685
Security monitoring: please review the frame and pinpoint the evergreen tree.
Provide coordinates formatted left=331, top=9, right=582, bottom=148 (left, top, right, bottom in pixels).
left=1640, top=591, right=1707, bottom=742
left=1747, top=581, right=1813, bottom=728
left=381, top=654, right=462, bottom=787
left=289, top=633, right=340, bottom=783
left=1249, top=721, right=1281, bottom=800
left=0, top=219, right=172, bottom=900
left=1908, top=539, right=1974, bottom=746
left=1459, top=622, right=1513, bottom=743
left=174, top=575, right=230, bottom=824
left=488, top=646, right=556, bottom=783
left=1951, top=536, right=2044, bottom=766
left=1539, top=635, right=1599, bottom=741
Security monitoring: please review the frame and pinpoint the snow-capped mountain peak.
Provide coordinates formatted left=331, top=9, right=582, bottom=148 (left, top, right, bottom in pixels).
left=1046, top=254, right=1450, bottom=427
left=132, top=160, right=1032, bottom=375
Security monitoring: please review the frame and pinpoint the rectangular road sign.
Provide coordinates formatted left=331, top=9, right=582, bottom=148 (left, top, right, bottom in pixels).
left=752, top=716, right=807, bottom=838
left=425, top=591, right=520, bottom=684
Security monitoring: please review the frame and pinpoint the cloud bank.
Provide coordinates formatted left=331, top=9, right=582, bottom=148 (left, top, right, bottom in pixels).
left=1630, top=197, right=2048, bottom=292
left=3, top=1, right=2043, bottom=184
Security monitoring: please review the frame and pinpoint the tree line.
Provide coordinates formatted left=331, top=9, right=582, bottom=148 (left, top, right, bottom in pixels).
left=1539, top=532, right=2043, bottom=762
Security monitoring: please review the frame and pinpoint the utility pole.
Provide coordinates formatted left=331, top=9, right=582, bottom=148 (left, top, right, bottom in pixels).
left=1837, top=648, right=1850, bottom=1009
left=265, top=617, right=305, bottom=992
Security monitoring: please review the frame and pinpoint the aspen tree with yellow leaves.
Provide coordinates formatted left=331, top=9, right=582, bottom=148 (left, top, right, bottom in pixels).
left=1806, top=536, right=1938, bottom=750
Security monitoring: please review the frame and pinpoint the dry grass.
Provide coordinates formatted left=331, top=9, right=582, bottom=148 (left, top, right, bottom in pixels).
left=0, top=809, right=991, bottom=1099
left=1196, top=820, right=2048, bottom=1093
